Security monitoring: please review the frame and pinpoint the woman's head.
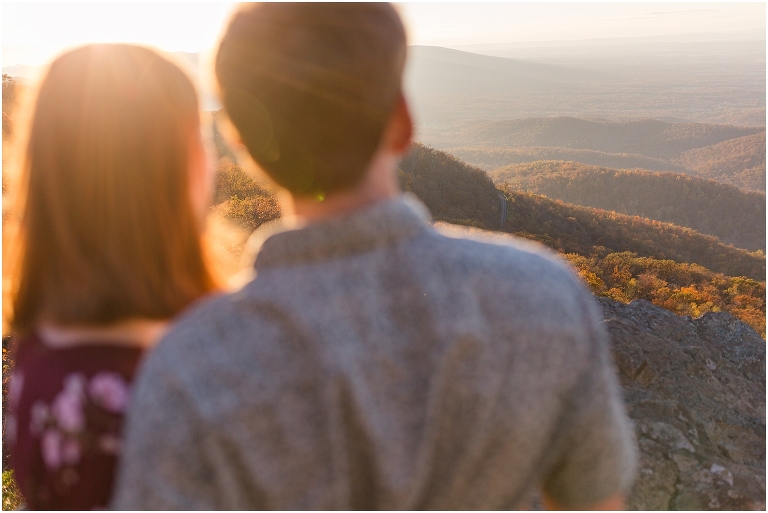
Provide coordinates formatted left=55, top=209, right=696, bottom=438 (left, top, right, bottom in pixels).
left=10, top=44, right=216, bottom=334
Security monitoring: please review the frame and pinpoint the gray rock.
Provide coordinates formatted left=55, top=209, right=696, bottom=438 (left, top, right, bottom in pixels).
left=598, top=298, right=765, bottom=510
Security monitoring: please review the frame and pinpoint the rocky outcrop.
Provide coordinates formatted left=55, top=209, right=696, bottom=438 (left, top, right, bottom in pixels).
left=599, top=297, right=765, bottom=510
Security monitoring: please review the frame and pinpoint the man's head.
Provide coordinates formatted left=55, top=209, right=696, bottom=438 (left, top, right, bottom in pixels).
left=215, top=3, right=408, bottom=199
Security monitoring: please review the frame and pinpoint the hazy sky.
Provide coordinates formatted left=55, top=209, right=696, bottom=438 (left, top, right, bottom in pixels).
left=3, top=2, right=766, bottom=67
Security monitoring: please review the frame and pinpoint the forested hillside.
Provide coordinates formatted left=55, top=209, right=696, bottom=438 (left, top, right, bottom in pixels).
left=401, top=144, right=764, bottom=279
left=397, top=144, right=499, bottom=229
left=442, top=222, right=765, bottom=337
left=445, top=146, right=690, bottom=174
left=427, top=116, right=766, bottom=192
left=672, top=132, right=766, bottom=191
left=213, top=162, right=280, bottom=230
left=421, top=117, right=763, bottom=160
left=565, top=252, right=765, bottom=337
left=492, top=161, right=766, bottom=251
left=62, top=133, right=762, bottom=335
left=496, top=188, right=764, bottom=281
left=400, top=144, right=765, bottom=335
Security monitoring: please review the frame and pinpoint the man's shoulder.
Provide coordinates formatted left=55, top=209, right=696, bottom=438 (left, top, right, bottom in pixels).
left=151, top=223, right=593, bottom=364
left=415, top=223, right=598, bottom=333
left=159, top=288, right=284, bottom=346
left=135, top=290, right=305, bottom=415
left=425, top=223, right=584, bottom=293
left=145, top=291, right=286, bottom=374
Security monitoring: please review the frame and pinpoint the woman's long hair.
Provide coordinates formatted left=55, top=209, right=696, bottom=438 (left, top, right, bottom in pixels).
left=8, top=44, right=217, bottom=336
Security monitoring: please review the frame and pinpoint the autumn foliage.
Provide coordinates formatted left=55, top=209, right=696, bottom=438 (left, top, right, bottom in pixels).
left=399, top=144, right=765, bottom=336
left=213, top=162, right=280, bottom=230
left=673, top=132, right=766, bottom=192
left=565, top=252, right=765, bottom=337
left=398, top=144, right=499, bottom=229
left=206, top=142, right=766, bottom=336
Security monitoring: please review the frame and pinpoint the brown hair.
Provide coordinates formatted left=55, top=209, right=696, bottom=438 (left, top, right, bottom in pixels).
left=9, top=44, right=216, bottom=335
left=215, top=2, right=407, bottom=198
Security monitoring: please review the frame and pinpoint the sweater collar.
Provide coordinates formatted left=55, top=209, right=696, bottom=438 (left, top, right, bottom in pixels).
left=252, top=193, right=431, bottom=270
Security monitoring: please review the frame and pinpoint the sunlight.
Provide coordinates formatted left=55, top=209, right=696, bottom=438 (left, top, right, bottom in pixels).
left=399, top=2, right=765, bottom=47
left=4, top=3, right=764, bottom=69
left=2, top=2, right=235, bottom=67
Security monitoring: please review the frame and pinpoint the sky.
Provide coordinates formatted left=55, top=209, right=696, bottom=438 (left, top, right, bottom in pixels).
left=3, top=2, right=765, bottom=69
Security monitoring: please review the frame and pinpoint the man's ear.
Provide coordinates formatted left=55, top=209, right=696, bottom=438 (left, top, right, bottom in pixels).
left=386, top=93, right=413, bottom=155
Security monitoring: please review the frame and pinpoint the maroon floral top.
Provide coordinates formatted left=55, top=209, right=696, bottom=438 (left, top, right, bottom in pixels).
left=7, top=333, right=144, bottom=510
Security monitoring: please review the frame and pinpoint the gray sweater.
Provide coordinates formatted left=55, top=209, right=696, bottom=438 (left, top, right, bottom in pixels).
left=112, top=194, right=637, bottom=510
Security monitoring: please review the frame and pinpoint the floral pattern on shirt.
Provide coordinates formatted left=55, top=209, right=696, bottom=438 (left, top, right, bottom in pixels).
left=24, top=372, right=130, bottom=473
left=9, top=336, right=143, bottom=510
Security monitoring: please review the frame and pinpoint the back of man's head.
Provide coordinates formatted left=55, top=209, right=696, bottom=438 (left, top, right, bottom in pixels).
left=215, top=3, right=407, bottom=198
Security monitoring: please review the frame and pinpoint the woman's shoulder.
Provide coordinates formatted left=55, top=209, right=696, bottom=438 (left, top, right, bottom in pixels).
left=10, top=332, right=145, bottom=428
left=12, top=332, right=145, bottom=387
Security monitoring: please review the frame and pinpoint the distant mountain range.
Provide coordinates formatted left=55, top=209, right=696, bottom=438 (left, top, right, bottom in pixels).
left=451, top=30, right=766, bottom=62
left=420, top=117, right=763, bottom=159
left=399, top=143, right=765, bottom=280
left=6, top=40, right=764, bottom=125
left=426, top=116, right=766, bottom=192
left=1, top=64, right=37, bottom=80
left=404, top=45, right=594, bottom=97
left=404, top=44, right=764, bottom=125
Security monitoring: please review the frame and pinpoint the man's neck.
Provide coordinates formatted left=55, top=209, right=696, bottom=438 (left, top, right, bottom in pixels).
left=282, top=151, right=400, bottom=223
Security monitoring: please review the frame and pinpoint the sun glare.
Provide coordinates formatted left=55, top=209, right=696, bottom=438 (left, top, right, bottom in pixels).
left=4, top=3, right=765, bottom=70
left=2, top=2, right=235, bottom=68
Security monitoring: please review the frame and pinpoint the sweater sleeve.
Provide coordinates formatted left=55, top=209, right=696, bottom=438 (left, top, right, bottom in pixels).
left=541, top=294, right=638, bottom=508
left=110, top=344, right=219, bottom=510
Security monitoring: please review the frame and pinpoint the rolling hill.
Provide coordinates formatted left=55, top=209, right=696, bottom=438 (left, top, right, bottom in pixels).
left=497, top=188, right=764, bottom=281
left=443, top=146, right=690, bottom=174
left=403, top=46, right=593, bottom=124
left=399, top=144, right=764, bottom=280
left=672, top=132, right=766, bottom=191
left=418, top=117, right=763, bottom=160
left=398, top=144, right=764, bottom=334
left=491, top=161, right=766, bottom=251
left=397, top=144, right=500, bottom=229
